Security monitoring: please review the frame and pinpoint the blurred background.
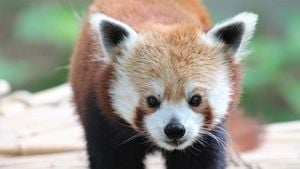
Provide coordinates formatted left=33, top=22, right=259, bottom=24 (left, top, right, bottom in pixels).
left=0, top=0, right=299, bottom=123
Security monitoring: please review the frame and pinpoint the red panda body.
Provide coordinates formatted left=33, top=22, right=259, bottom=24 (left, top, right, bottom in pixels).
left=70, top=0, right=258, bottom=168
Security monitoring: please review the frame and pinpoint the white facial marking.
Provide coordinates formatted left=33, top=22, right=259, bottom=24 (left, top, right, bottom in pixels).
left=144, top=101, right=204, bottom=150
left=147, top=81, right=164, bottom=97
left=144, top=151, right=166, bottom=169
left=208, top=64, right=232, bottom=124
left=110, top=70, right=139, bottom=124
left=185, top=81, right=210, bottom=98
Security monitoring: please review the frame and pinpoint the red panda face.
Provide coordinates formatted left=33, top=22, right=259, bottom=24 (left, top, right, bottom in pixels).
left=90, top=13, right=257, bottom=150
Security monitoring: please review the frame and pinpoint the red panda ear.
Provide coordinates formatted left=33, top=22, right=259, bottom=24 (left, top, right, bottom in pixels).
left=90, top=13, right=138, bottom=63
left=206, top=12, right=258, bottom=63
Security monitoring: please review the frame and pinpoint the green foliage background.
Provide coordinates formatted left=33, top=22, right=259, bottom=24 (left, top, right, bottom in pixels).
left=0, top=0, right=299, bottom=122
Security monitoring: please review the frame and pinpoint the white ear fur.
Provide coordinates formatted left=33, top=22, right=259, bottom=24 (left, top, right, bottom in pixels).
left=90, top=13, right=138, bottom=63
left=207, top=12, right=258, bottom=63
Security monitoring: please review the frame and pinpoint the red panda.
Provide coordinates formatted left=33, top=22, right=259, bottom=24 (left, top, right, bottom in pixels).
left=70, top=0, right=258, bottom=168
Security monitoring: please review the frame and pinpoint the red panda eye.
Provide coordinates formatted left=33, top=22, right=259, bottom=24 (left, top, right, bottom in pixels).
left=147, top=96, right=160, bottom=108
left=189, top=95, right=202, bottom=107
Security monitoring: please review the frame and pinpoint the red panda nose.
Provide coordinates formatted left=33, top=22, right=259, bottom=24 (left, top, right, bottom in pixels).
left=164, top=122, right=186, bottom=140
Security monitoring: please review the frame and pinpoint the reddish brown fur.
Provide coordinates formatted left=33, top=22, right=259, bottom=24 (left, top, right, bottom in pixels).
left=90, top=0, right=212, bottom=32
left=202, top=106, right=214, bottom=129
left=134, top=108, right=148, bottom=131
left=70, top=0, right=261, bottom=151
left=228, top=109, right=264, bottom=152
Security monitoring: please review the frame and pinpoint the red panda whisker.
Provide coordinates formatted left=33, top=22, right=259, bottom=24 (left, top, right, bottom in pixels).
left=114, top=133, right=142, bottom=147
left=195, top=132, right=210, bottom=147
left=110, top=118, right=134, bottom=128
left=203, top=131, right=227, bottom=153
left=188, top=144, right=202, bottom=155
left=214, top=125, right=234, bottom=145
left=145, top=142, right=156, bottom=153
left=194, top=137, right=209, bottom=147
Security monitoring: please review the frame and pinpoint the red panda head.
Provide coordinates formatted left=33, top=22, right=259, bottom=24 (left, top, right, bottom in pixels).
left=90, top=12, right=258, bottom=150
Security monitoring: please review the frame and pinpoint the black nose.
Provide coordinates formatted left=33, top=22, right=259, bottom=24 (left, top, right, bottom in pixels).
left=164, top=122, right=186, bottom=139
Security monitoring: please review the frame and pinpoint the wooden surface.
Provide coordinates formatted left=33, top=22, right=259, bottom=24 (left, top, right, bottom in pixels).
left=0, top=83, right=300, bottom=169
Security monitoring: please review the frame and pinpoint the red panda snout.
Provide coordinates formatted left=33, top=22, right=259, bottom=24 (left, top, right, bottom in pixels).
left=144, top=100, right=204, bottom=150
